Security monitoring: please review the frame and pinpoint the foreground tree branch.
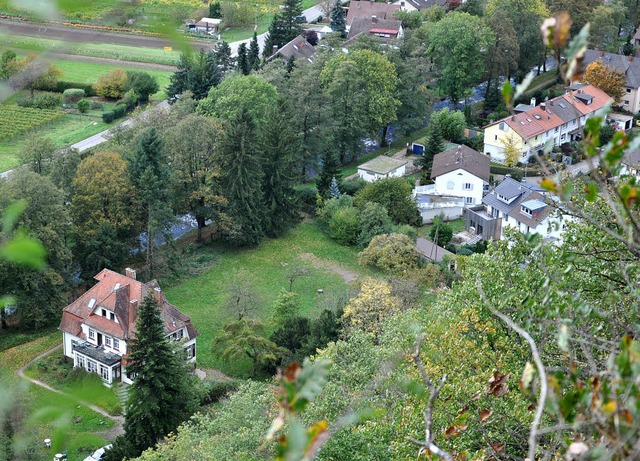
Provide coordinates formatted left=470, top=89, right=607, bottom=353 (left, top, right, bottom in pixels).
left=407, top=337, right=452, bottom=461
left=477, top=279, right=548, bottom=461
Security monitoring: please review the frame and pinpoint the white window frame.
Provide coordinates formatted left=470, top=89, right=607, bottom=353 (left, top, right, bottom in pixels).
left=465, top=197, right=474, bottom=204
left=99, top=365, right=109, bottom=381
left=76, top=355, right=85, bottom=369
left=88, top=329, right=95, bottom=340
left=105, top=336, right=112, bottom=348
left=463, top=183, right=473, bottom=190
left=87, top=360, right=97, bottom=373
left=113, top=339, right=119, bottom=351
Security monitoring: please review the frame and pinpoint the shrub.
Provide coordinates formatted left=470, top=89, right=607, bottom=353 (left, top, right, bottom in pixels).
left=358, top=233, right=420, bottom=273
left=90, top=101, right=103, bottom=110
left=354, top=178, right=421, bottom=226
left=600, top=125, right=616, bottom=146
left=113, top=103, right=127, bottom=118
left=429, top=215, right=453, bottom=247
left=53, top=81, right=96, bottom=96
left=120, top=88, right=139, bottom=110
left=340, top=178, right=367, bottom=196
left=200, top=379, right=240, bottom=405
left=62, top=88, right=85, bottom=104
left=430, top=108, right=466, bottom=141
left=328, top=206, right=361, bottom=245
left=33, top=93, right=61, bottom=109
left=295, top=185, right=318, bottom=214
left=392, top=224, right=417, bottom=242
left=77, top=99, right=90, bottom=113
left=95, top=68, right=128, bottom=99
left=357, top=202, right=393, bottom=247
left=102, top=111, right=115, bottom=123
left=125, top=71, right=158, bottom=102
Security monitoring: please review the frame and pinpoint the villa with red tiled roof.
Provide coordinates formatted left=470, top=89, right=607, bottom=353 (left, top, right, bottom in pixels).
left=59, top=268, right=198, bottom=386
left=483, top=84, right=612, bottom=163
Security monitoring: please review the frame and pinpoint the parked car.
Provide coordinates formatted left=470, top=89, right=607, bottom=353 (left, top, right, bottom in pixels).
left=83, top=444, right=112, bottom=461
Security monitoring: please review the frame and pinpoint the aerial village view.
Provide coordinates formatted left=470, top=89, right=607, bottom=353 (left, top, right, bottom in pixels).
left=0, top=0, right=640, bottom=459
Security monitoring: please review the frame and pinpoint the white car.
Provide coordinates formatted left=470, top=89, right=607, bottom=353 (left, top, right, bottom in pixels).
left=83, top=444, right=112, bottom=461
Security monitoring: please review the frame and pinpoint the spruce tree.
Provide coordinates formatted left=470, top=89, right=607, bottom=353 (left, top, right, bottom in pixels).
left=209, top=1, right=221, bottom=18
left=189, top=49, right=221, bottom=99
left=263, top=0, right=304, bottom=55
left=106, top=294, right=199, bottom=460
left=221, top=108, right=265, bottom=246
left=167, top=53, right=191, bottom=100
left=237, top=43, right=250, bottom=75
left=329, top=176, right=341, bottom=199
left=419, top=124, right=444, bottom=170
left=248, top=32, right=261, bottom=71
left=330, top=0, right=347, bottom=38
left=128, top=127, right=173, bottom=278
left=260, top=98, right=302, bottom=237
left=317, top=150, right=341, bottom=198
left=214, top=41, right=235, bottom=74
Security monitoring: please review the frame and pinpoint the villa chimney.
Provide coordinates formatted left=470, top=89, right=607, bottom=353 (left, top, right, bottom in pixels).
left=372, top=15, right=377, bottom=23
left=540, top=102, right=546, bottom=111
left=125, top=268, right=136, bottom=280
left=272, top=45, right=278, bottom=55
left=530, top=97, right=536, bottom=107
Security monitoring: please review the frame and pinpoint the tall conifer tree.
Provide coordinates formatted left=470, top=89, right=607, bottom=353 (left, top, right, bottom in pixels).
left=237, top=43, right=250, bottom=75
left=248, top=32, right=261, bottom=71
left=105, top=294, right=199, bottom=460
left=330, top=0, right=347, bottom=37
left=221, top=108, right=265, bottom=246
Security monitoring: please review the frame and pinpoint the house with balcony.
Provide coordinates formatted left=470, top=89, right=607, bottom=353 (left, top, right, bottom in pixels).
left=430, top=144, right=490, bottom=206
left=464, top=176, right=565, bottom=242
left=59, top=268, right=198, bottom=386
left=483, top=84, right=612, bottom=163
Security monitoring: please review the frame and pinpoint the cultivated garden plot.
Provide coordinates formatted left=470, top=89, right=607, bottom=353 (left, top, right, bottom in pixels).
left=0, top=105, right=64, bottom=141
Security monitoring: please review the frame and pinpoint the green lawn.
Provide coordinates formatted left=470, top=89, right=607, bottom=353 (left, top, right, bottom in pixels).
left=0, top=333, right=114, bottom=460
left=417, top=218, right=467, bottom=239
left=163, top=222, right=374, bottom=377
left=0, top=113, right=109, bottom=172
left=51, top=60, right=171, bottom=98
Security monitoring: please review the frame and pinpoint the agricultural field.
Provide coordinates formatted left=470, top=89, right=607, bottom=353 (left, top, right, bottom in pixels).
left=0, top=106, right=64, bottom=141
left=0, top=33, right=182, bottom=66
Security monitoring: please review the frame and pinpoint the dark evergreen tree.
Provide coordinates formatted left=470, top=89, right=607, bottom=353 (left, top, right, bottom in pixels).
left=418, top=124, right=444, bottom=170
left=237, top=43, right=250, bottom=75
left=167, top=52, right=192, bottom=100
left=188, top=49, right=221, bottom=99
left=128, top=127, right=173, bottom=278
left=214, top=41, right=235, bottom=74
left=248, top=32, right=261, bottom=71
left=104, top=294, right=199, bottom=460
left=263, top=0, right=304, bottom=55
left=317, top=150, right=341, bottom=198
left=221, top=108, right=265, bottom=246
left=209, top=1, right=222, bottom=18
left=285, top=55, right=296, bottom=74
left=330, top=0, right=347, bottom=38
left=260, top=98, right=301, bottom=237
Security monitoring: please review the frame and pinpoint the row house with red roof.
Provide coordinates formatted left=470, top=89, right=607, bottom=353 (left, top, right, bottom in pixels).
left=483, top=84, right=612, bottom=164
left=59, top=268, right=198, bottom=386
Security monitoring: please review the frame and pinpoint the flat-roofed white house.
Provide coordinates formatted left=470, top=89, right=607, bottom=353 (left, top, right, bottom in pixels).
left=357, top=156, right=407, bottom=182
left=430, top=145, right=490, bottom=206
left=59, top=268, right=198, bottom=386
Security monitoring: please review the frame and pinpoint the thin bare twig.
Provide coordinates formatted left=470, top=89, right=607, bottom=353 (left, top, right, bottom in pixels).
left=477, top=278, right=548, bottom=461
left=406, top=337, right=452, bottom=461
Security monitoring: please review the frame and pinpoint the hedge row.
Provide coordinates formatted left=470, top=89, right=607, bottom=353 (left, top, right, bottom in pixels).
left=102, top=102, right=129, bottom=123
left=33, top=80, right=97, bottom=97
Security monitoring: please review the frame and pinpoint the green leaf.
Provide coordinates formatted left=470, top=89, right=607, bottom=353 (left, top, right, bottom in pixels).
left=586, top=182, right=598, bottom=202
left=0, top=232, right=46, bottom=269
left=290, top=359, right=331, bottom=412
left=2, top=200, right=27, bottom=234
left=501, top=80, right=512, bottom=107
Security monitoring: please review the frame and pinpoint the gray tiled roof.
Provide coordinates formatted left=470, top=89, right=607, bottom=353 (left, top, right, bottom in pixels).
left=483, top=177, right=553, bottom=227
left=583, top=49, right=640, bottom=89
left=347, top=17, right=402, bottom=39
left=268, top=35, right=316, bottom=63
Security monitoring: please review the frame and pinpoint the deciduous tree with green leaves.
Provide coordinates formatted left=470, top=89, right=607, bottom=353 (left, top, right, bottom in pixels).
left=428, top=12, right=494, bottom=104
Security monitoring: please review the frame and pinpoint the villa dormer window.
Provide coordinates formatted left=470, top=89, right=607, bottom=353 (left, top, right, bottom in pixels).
left=521, top=205, right=532, bottom=216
